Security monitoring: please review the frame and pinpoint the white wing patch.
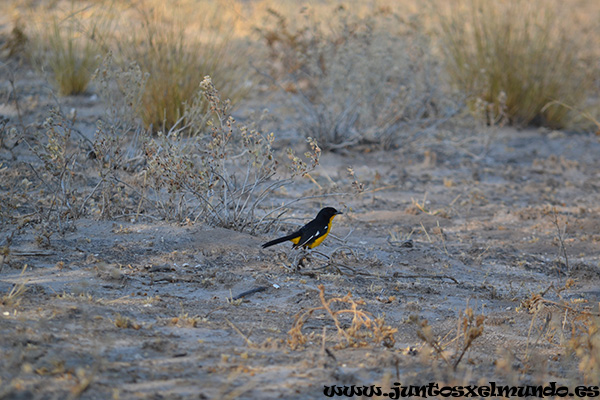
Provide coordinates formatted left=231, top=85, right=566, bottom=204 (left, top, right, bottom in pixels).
left=298, top=225, right=329, bottom=247
left=298, top=231, right=318, bottom=247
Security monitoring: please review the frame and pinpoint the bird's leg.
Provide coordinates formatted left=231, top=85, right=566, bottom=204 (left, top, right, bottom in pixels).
left=287, top=249, right=302, bottom=271
left=278, top=251, right=295, bottom=272
left=294, top=248, right=311, bottom=270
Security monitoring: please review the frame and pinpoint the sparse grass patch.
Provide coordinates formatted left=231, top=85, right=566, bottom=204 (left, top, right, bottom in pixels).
left=437, top=0, right=591, bottom=129
left=0, top=265, right=29, bottom=308
left=113, top=313, right=142, bottom=330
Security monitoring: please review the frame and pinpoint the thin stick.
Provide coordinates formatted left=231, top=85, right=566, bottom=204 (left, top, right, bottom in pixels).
left=232, top=286, right=269, bottom=301
left=551, top=207, right=570, bottom=275
left=524, top=307, right=541, bottom=360
left=420, top=222, right=433, bottom=243
left=225, top=318, right=255, bottom=348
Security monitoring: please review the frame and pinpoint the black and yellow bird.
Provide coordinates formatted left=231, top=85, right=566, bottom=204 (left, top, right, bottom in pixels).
left=261, top=207, right=342, bottom=249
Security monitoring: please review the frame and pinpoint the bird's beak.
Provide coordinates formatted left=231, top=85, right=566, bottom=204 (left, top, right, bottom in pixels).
left=336, top=211, right=343, bottom=215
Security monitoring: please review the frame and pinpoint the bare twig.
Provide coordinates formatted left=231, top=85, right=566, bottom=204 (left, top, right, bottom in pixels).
left=551, top=207, right=570, bottom=275
left=225, top=318, right=256, bottom=348
left=232, top=286, right=269, bottom=301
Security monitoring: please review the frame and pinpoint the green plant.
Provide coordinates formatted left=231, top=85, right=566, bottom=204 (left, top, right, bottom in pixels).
left=437, top=0, right=590, bottom=129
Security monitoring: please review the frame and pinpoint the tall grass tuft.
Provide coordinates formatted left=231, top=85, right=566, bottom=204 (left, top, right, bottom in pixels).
left=437, top=0, right=590, bottom=129
left=24, top=2, right=111, bottom=96
left=119, top=4, right=251, bottom=132
left=45, top=18, right=100, bottom=95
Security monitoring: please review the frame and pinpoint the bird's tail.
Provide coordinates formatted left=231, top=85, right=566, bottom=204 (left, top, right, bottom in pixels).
left=261, top=233, right=298, bottom=248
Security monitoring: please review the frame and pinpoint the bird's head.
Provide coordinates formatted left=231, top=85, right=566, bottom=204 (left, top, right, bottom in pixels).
left=318, top=207, right=342, bottom=220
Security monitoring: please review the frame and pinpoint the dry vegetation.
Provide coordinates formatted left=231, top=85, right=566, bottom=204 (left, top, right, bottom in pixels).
left=436, top=0, right=594, bottom=129
left=1, top=0, right=600, bottom=398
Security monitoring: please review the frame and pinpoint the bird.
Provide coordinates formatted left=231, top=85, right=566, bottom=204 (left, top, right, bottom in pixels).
left=261, top=207, right=342, bottom=250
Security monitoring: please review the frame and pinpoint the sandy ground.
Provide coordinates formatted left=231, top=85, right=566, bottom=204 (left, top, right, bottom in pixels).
left=2, top=47, right=600, bottom=400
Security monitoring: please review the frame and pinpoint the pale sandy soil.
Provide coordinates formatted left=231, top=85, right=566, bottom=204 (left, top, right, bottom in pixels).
left=1, top=24, right=600, bottom=400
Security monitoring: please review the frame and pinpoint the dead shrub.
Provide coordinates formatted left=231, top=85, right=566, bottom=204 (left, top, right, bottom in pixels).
left=142, top=76, right=320, bottom=230
left=519, top=281, right=600, bottom=382
left=87, top=53, right=148, bottom=219
left=28, top=108, right=86, bottom=232
left=288, top=284, right=397, bottom=350
left=258, top=6, right=458, bottom=150
left=412, top=305, right=485, bottom=370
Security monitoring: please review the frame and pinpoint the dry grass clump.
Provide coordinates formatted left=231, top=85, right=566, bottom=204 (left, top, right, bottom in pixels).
left=518, top=281, right=600, bottom=382
left=1, top=282, right=27, bottom=308
left=568, top=319, right=600, bottom=383
left=44, top=19, right=100, bottom=95
left=113, top=313, right=142, bottom=330
left=288, top=285, right=397, bottom=350
left=258, top=5, right=457, bottom=150
left=412, top=305, right=485, bottom=370
left=25, top=3, right=106, bottom=95
left=169, top=312, right=205, bottom=328
left=437, top=0, right=591, bottom=129
left=0, top=265, right=28, bottom=307
left=18, top=0, right=252, bottom=130
left=117, top=3, right=252, bottom=132
left=0, top=22, right=28, bottom=59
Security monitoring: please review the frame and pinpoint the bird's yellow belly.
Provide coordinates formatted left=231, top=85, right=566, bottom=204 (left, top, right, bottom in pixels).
left=307, top=231, right=329, bottom=248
